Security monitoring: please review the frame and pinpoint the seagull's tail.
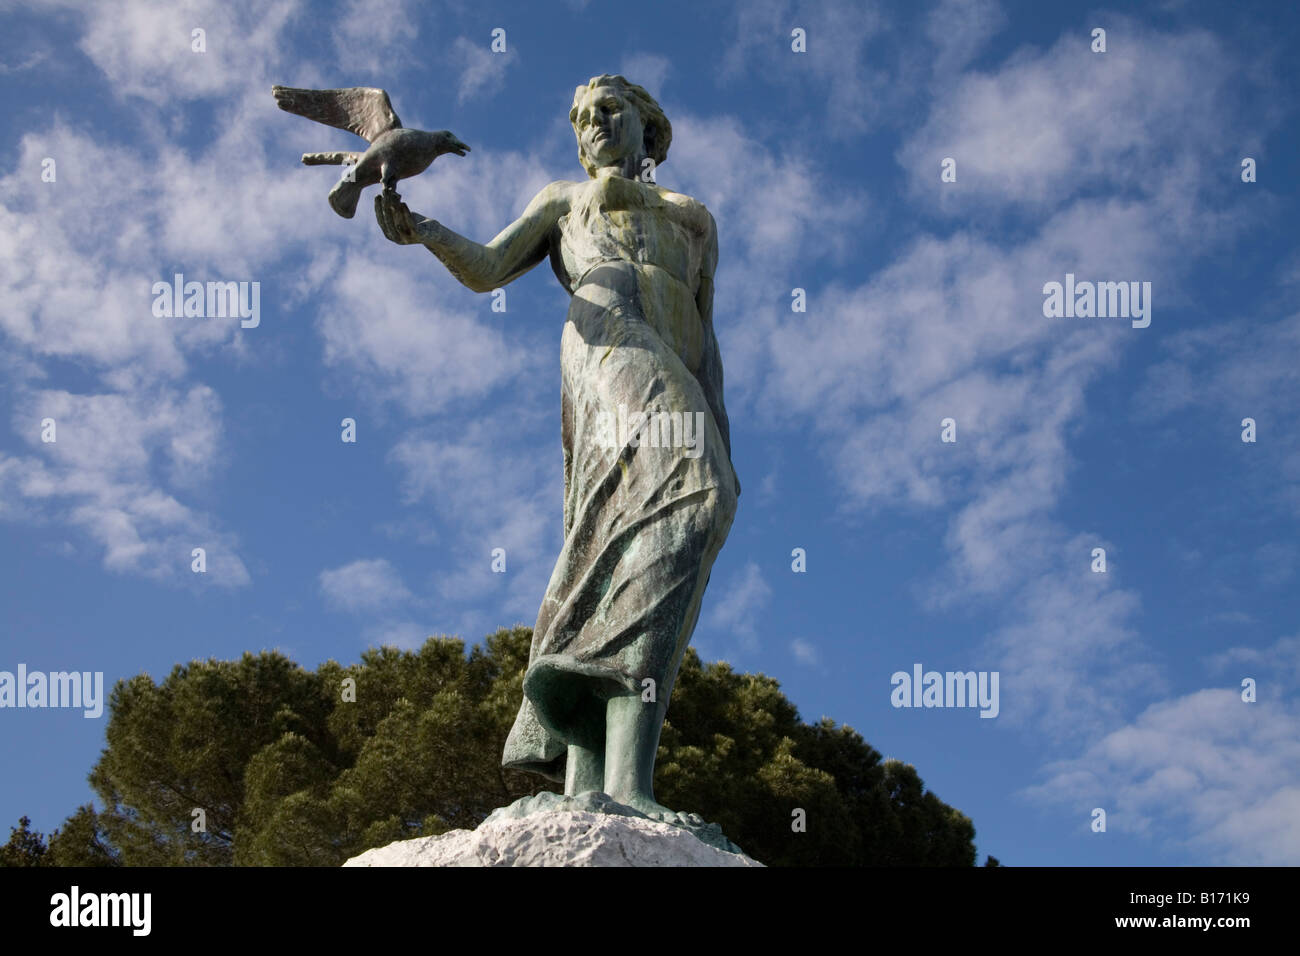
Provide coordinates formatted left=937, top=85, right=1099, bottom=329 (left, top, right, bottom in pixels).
left=328, top=177, right=363, bottom=219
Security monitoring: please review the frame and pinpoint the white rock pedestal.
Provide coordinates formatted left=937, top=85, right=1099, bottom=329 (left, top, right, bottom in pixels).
left=343, top=795, right=762, bottom=868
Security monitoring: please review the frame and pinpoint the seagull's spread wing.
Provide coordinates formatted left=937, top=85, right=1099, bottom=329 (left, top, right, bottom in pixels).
left=271, top=86, right=402, bottom=143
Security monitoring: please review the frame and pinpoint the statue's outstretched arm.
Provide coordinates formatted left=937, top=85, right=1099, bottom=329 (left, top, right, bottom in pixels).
left=375, top=183, right=568, bottom=294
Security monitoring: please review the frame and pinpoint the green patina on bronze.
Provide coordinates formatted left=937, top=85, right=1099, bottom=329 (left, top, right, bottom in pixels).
left=311, top=74, right=741, bottom=845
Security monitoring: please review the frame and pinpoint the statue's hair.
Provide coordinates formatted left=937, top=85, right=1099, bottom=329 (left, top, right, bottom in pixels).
left=569, top=74, right=671, bottom=178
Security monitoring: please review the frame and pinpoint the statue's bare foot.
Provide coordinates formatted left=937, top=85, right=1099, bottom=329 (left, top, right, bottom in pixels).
left=618, top=793, right=706, bottom=828
left=616, top=792, right=673, bottom=818
left=658, top=809, right=707, bottom=829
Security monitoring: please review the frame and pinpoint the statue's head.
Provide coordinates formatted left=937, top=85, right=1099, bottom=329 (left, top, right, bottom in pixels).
left=570, top=74, right=671, bottom=178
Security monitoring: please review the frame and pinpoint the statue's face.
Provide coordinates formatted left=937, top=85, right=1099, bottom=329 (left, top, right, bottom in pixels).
left=575, top=85, right=645, bottom=169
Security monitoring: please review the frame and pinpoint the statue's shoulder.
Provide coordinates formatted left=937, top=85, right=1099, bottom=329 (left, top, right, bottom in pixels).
left=544, top=179, right=587, bottom=196
left=655, top=186, right=705, bottom=209
left=531, top=179, right=585, bottom=214
left=657, top=187, right=715, bottom=235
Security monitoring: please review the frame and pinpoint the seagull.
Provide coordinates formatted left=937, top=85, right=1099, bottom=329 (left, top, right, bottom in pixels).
left=272, top=85, right=470, bottom=218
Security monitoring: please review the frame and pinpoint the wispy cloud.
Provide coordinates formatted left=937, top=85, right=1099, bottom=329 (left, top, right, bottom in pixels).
left=450, top=34, right=515, bottom=104
left=618, top=52, right=671, bottom=96
left=1, top=385, right=249, bottom=586
left=319, top=557, right=414, bottom=612
left=791, top=637, right=820, bottom=666
left=388, top=412, right=560, bottom=629
left=1026, top=684, right=1300, bottom=864
left=705, top=560, right=772, bottom=650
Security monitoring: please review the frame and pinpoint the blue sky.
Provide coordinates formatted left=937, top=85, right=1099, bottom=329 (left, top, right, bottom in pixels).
left=1, top=0, right=1297, bottom=866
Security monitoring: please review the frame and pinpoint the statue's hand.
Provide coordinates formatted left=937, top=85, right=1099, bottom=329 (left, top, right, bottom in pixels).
left=375, top=191, right=429, bottom=245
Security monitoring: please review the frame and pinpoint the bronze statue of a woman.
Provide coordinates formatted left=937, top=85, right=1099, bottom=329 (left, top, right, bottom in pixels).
left=376, top=74, right=739, bottom=825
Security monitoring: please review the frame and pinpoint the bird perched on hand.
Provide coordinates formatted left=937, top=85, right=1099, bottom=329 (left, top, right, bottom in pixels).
left=272, top=85, right=470, bottom=218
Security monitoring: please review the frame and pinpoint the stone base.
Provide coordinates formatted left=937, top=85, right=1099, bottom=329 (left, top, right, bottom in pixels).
left=343, top=792, right=761, bottom=867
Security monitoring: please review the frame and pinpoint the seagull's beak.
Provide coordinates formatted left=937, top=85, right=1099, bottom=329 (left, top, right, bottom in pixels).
left=451, top=139, right=471, bottom=157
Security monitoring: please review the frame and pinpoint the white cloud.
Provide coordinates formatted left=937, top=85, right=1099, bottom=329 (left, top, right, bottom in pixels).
left=0, top=3, right=570, bottom=591
left=387, top=413, right=560, bottom=623
left=791, top=637, right=819, bottom=666
left=0, top=386, right=249, bottom=586
left=726, top=23, right=1271, bottom=754
left=719, top=0, right=891, bottom=136
left=19, top=0, right=302, bottom=104
left=987, top=558, right=1160, bottom=741
left=689, top=15, right=1296, bottom=863
left=363, top=618, right=432, bottom=651
left=1026, top=686, right=1300, bottom=863
left=669, top=112, right=866, bottom=268
left=617, top=53, right=671, bottom=96
left=0, top=103, right=321, bottom=583
left=450, top=35, right=515, bottom=104
left=925, top=0, right=1006, bottom=76
left=315, top=252, right=536, bottom=417
left=664, top=110, right=868, bottom=413
left=898, top=20, right=1260, bottom=219
left=704, top=560, right=772, bottom=650
left=0, top=49, right=50, bottom=74
left=1134, top=314, right=1300, bottom=520
left=319, top=558, right=414, bottom=612
left=330, top=0, right=419, bottom=75
left=1207, top=633, right=1300, bottom=689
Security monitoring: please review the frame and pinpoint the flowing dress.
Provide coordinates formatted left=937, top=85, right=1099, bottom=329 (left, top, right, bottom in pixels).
left=501, top=172, right=740, bottom=781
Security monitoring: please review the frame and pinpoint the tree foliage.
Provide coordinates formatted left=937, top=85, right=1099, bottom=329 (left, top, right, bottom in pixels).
left=0, top=817, right=46, bottom=867
left=4, top=627, right=984, bottom=867
left=0, top=808, right=118, bottom=867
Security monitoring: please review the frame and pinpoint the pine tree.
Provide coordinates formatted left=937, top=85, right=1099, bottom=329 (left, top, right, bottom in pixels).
left=22, top=626, right=985, bottom=867
left=0, top=816, right=48, bottom=867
